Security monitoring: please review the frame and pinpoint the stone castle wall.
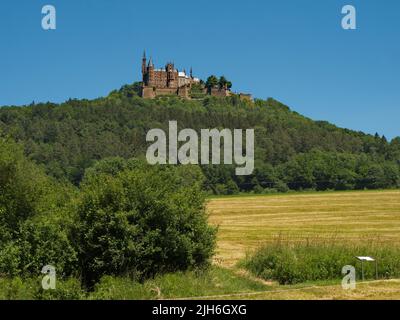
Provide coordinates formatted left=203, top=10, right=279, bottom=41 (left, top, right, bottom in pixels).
left=210, top=87, right=232, bottom=98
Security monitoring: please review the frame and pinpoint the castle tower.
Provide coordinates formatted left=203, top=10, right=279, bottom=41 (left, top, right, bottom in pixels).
left=147, top=57, right=155, bottom=87
left=142, top=50, right=147, bottom=80
left=166, top=62, right=177, bottom=88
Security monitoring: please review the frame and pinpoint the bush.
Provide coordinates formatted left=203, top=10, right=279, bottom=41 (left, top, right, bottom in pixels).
left=76, top=162, right=216, bottom=287
left=253, top=185, right=264, bottom=194
left=17, top=220, right=78, bottom=277
left=275, top=181, right=289, bottom=193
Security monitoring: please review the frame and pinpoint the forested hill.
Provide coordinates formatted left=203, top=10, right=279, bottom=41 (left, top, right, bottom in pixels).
left=1, top=84, right=399, bottom=194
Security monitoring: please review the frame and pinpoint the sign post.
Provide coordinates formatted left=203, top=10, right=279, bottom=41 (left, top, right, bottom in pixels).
left=355, top=256, right=377, bottom=281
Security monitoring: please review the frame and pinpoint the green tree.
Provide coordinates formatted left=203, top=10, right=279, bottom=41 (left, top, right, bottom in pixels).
left=0, top=137, right=50, bottom=232
left=205, top=75, right=218, bottom=90
left=0, top=137, right=78, bottom=277
left=218, top=76, right=232, bottom=89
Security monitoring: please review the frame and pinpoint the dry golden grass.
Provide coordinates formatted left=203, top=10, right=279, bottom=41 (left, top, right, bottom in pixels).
left=208, top=190, right=400, bottom=267
left=201, top=280, right=400, bottom=300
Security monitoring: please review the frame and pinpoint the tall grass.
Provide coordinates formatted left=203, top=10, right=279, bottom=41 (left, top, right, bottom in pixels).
left=241, top=238, right=400, bottom=285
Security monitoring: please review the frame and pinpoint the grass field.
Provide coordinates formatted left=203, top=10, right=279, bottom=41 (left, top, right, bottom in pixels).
left=208, top=190, right=400, bottom=268
left=206, top=190, right=400, bottom=300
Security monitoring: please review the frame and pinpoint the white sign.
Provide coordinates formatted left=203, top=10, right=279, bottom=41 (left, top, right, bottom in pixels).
left=356, top=256, right=375, bottom=262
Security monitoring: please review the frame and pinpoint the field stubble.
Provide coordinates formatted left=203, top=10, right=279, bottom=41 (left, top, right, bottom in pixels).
left=208, top=190, right=400, bottom=267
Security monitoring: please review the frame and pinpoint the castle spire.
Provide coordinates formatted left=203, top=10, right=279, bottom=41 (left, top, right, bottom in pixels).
left=190, top=67, right=193, bottom=78
left=142, top=50, right=147, bottom=77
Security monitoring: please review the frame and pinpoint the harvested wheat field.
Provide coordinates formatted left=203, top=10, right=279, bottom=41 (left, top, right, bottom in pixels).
left=196, top=280, right=400, bottom=300
left=208, top=190, right=400, bottom=267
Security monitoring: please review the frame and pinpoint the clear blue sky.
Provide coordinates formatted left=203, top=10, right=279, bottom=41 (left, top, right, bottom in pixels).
left=1, top=0, right=399, bottom=138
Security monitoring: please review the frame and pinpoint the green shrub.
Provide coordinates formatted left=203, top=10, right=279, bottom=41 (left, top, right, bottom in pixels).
left=17, top=220, right=78, bottom=277
left=275, top=181, right=289, bottom=193
left=76, top=162, right=216, bottom=287
left=0, top=242, right=21, bottom=276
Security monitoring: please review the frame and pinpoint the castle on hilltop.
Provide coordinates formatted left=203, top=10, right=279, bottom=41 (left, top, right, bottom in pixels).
left=140, top=52, right=252, bottom=101
left=141, top=51, right=200, bottom=99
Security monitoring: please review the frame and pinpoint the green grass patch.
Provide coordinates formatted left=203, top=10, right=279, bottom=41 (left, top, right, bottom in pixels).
left=90, top=267, right=267, bottom=300
left=0, top=267, right=268, bottom=300
left=241, top=239, right=400, bottom=285
left=0, top=277, right=84, bottom=300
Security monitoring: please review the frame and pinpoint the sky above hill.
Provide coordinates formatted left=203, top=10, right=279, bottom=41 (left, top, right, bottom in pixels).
left=0, top=0, right=399, bottom=139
